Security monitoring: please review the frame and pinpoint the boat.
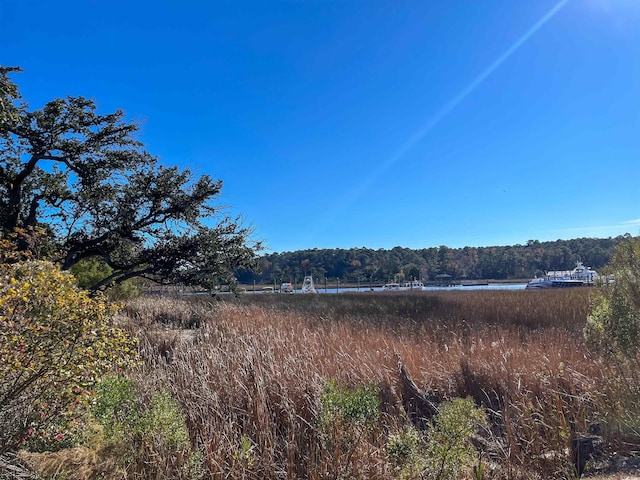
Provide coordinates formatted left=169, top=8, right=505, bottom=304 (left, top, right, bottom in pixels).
left=381, top=281, right=424, bottom=291
left=403, top=280, right=424, bottom=290
left=280, top=282, right=294, bottom=293
left=525, top=261, right=598, bottom=289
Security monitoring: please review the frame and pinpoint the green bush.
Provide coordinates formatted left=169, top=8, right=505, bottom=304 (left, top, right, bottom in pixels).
left=585, top=236, right=640, bottom=362
left=92, top=377, right=203, bottom=479
left=424, top=397, right=487, bottom=480
left=585, top=290, right=640, bottom=360
left=388, top=426, right=423, bottom=478
left=319, top=378, right=380, bottom=430
left=142, top=390, right=191, bottom=448
left=70, top=256, right=141, bottom=300
left=585, top=235, right=640, bottom=362
left=93, top=375, right=139, bottom=441
left=386, top=397, right=487, bottom=480
left=317, top=379, right=381, bottom=477
left=585, top=236, right=640, bottom=443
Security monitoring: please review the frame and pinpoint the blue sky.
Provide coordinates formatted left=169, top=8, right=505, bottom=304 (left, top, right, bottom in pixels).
left=2, top=0, right=639, bottom=253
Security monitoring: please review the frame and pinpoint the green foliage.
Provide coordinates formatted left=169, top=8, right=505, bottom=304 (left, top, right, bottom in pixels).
left=318, top=379, right=381, bottom=477
left=231, top=434, right=255, bottom=472
left=131, top=391, right=203, bottom=478
left=70, top=256, right=113, bottom=291
left=0, top=260, right=138, bottom=452
left=424, top=397, right=487, bottom=480
left=94, top=378, right=190, bottom=448
left=142, top=390, right=191, bottom=448
left=93, top=375, right=139, bottom=441
left=0, top=66, right=21, bottom=124
left=585, top=236, right=640, bottom=442
left=319, top=378, right=380, bottom=431
left=93, top=377, right=203, bottom=479
left=585, top=291, right=640, bottom=359
left=388, top=427, right=423, bottom=478
left=70, top=256, right=140, bottom=299
left=0, top=66, right=260, bottom=292
left=386, top=398, right=487, bottom=480
left=239, top=237, right=622, bottom=285
left=585, top=236, right=640, bottom=360
left=605, top=235, right=640, bottom=311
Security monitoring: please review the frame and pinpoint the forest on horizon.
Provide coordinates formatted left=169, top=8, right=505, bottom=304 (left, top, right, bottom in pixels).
left=236, top=236, right=629, bottom=285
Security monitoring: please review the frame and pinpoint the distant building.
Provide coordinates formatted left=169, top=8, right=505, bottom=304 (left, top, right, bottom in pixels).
left=434, top=274, right=453, bottom=286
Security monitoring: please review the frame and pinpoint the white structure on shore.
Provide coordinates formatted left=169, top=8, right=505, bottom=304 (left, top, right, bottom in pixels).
left=301, top=276, right=317, bottom=293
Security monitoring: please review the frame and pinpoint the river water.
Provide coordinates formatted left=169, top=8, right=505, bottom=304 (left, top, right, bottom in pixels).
left=246, top=283, right=528, bottom=294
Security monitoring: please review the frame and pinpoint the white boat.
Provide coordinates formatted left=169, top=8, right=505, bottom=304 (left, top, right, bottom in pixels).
left=403, top=280, right=424, bottom=290
left=525, top=261, right=598, bottom=289
left=381, top=281, right=424, bottom=291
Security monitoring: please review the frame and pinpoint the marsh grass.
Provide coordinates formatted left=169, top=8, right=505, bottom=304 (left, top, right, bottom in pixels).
left=35, top=289, right=635, bottom=479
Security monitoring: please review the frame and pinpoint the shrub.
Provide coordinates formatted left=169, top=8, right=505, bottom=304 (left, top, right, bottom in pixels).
left=93, top=375, right=139, bottom=441
left=585, top=236, right=640, bottom=444
left=585, top=290, right=640, bottom=361
left=70, top=256, right=141, bottom=300
left=319, top=378, right=380, bottom=431
left=388, top=426, right=423, bottom=479
left=585, top=236, right=640, bottom=364
left=424, top=397, right=487, bottom=480
left=386, top=397, right=487, bottom=480
left=92, top=376, right=203, bottom=479
left=318, top=379, right=381, bottom=477
left=0, top=260, right=138, bottom=452
left=141, top=390, right=191, bottom=449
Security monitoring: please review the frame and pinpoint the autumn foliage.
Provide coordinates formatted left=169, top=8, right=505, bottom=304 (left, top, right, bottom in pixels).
left=0, top=260, right=138, bottom=452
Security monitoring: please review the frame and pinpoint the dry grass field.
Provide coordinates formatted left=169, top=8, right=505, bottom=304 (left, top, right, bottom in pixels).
left=23, top=288, right=640, bottom=479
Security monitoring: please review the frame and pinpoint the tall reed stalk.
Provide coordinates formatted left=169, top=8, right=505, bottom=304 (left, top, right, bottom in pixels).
left=110, top=289, right=630, bottom=479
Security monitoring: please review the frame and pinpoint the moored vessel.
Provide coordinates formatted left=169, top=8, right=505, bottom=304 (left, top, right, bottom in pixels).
left=525, top=261, right=598, bottom=289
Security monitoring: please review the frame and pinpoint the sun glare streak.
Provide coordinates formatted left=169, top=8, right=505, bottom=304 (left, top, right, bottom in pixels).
left=309, top=0, right=571, bottom=241
left=367, top=0, right=572, bottom=185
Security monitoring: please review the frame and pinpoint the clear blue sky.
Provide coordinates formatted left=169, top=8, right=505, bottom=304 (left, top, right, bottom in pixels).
left=2, top=0, right=639, bottom=253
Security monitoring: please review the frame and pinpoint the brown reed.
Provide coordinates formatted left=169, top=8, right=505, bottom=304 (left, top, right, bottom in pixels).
left=113, top=289, right=631, bottom=479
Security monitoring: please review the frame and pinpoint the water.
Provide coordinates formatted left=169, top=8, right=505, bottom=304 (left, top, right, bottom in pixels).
left=246, top=283, right=528, bottom=294
left=424, top=283, right=527, bottom=291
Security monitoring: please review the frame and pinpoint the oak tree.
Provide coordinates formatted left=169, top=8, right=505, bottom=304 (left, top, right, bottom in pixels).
left=0, top=67, right=260, bottom=291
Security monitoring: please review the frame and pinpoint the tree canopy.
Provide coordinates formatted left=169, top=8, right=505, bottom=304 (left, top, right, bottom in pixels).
left=0, top=66, right=260, bottom=291
left=239, top=237, right=624, bottom=285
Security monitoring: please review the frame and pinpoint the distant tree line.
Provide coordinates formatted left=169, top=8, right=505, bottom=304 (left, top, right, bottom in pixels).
left=235, top=236, right=628, bottom=285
